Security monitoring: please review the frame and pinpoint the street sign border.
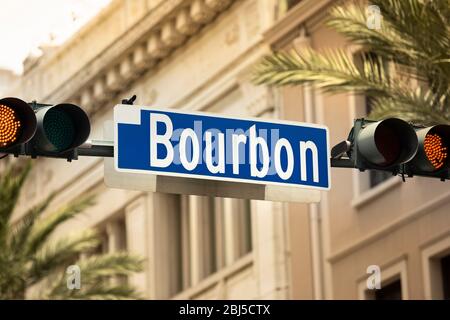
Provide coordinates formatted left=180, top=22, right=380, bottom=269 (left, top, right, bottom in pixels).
left=114, top=104, right=331, bottom=191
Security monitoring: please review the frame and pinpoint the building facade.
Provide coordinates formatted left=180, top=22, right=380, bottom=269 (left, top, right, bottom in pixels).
left=0, top=68, right=18, bottom=96
left=268, top=0, right=450, bottom=299
left=6, top=0, right=450, bottom=300
left=9, top=0, right=290, bottom=300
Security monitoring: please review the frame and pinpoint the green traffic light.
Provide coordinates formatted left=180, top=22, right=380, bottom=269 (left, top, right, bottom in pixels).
left=43, top=108, right=76, bottom=152
left=34, top=103, right=90, bottom=155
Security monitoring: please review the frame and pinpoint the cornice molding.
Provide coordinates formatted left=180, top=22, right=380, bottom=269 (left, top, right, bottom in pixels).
left=39, top=0, right=236, bottom=112
left=263, top=0, right=332, bottom=48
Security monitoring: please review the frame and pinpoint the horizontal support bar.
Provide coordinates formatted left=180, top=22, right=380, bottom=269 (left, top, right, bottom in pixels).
left=330, top=158, right=355, bottom=168
left=78, top=140, right=355, bottom=167
left=79, top=140, right=354, bottom=168
left=77, top=140, right=113, bottom=157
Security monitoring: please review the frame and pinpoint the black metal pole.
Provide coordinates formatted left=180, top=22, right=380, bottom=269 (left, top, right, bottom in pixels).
left=77, top=140, right=114, bottom=157
left=330, top=158, right=355, bottom=168
left=76, top=140, right=358, bottom=168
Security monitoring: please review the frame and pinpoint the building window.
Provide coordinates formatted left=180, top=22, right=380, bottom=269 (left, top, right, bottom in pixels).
left=364, top=277, right=404, bottom=300
left=422, top=237, right=450, bottom=299
left=374, top=279, right=402, bottom=300
left=106, top=216, right=127, bottom=253
left=440, top=254, right=450, bottom=299
left=358, top=260, right=408, bottom=300
left=89, top=216, right=128, bottom=284
left=170, top=195, right=252, bottom=295
left=91, top=229, right=109, bottom=255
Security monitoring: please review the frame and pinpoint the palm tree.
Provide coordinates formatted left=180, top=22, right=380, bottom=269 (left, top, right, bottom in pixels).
left=0, top=162, right=143, bottom=299
left=254, top=0, right=450, bottom=125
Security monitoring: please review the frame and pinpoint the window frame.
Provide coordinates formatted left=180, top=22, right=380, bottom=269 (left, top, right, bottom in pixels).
left=421, top=233, right=450, bottom=299
left=169, top=195, right=253, bottom=297
left=357, top=258, right=409, bottom=300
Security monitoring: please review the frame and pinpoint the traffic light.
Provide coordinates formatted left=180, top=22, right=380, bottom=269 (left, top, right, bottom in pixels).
left=331, top=118, right=450, bottom=181
left=0, top=97, right=36, bottom=150
left=0, top=97, right=90, bottom=161
left=353, top=118, right=418, bottom=170
left=406, top=125, right=450, bottom=180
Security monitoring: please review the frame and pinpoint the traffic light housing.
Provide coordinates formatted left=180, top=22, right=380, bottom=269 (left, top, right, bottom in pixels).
left=332, top=118, right=450, bottom=181
left=0, top=97, right=90, bottom=161
left=353, top=118, right=418, bottom=170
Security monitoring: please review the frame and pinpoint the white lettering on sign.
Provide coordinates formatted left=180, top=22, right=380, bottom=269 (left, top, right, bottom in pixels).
left=150, top=113, right=173, bottom=168
left=274, top=138, right=294, bottom=180
left=249, top=125, right=270, bottom=178
left=148, top=114, right=321, bottom=183
left=205, top=131, right=225, bottom=174
left=300, top=141, right=319, bottom=182
left=232, top=133, right=247, bottom=175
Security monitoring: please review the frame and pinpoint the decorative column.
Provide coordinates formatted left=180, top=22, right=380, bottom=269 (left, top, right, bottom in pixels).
left=125, top=196, right=149, bottom=296
left=252, top=200, right=290, bottom=299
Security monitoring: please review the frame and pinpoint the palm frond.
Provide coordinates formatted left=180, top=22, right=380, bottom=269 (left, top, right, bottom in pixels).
left=328, top=1, right=450, bottom=101
left=371, top=0, right=449, bottom=58
left=25, top=194, right=96, bottom=256
left=49, top=282, right=141, bottom=300
left=0, top=162, right=31, bottom=244
left=28, top=229, right=100, bottom=286
left=9, top=193, right=56, bottom=256
left=43, top=252, right=143, bottom=299
left=253, top=48, right=426, bottom=106
left=253, top=30, right=448, bottom=125
left=370, top=87, right=450, bottom=125
left=0, top=257, right=27, bottom=299
left=254, top=48, right=388, bottom=93
left=76, top=252, right=144, bottom=280
left=327, top=4, right=426, bottom=71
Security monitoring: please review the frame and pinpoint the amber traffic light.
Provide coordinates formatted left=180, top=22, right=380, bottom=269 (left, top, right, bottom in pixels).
left=0, top=97, right=37, bottom=151
left=408, top=125, right=450, bottom=175
left=0, top=104, right=21, bottom=147
left=424, top=133, right=447, bottom=169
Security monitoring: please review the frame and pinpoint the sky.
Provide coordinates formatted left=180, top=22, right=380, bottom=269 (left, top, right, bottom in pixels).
left=0, top=0, right=111, bottom=74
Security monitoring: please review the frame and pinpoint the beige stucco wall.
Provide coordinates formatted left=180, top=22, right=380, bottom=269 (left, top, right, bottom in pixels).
left=7, top=0, right=298, bottom=300
left=275, top=0, right=450, bottom=300
left=7, top=0, right=449, bottom=301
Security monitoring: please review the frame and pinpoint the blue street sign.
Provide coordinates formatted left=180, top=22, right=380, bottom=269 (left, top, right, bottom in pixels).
left=114, top=105, right=330, bottom=190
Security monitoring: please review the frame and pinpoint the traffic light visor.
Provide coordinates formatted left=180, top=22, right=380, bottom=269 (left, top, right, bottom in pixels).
left=0, top=97, right=36, bottom=148
left=357, top=118, right=418, bottom=167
